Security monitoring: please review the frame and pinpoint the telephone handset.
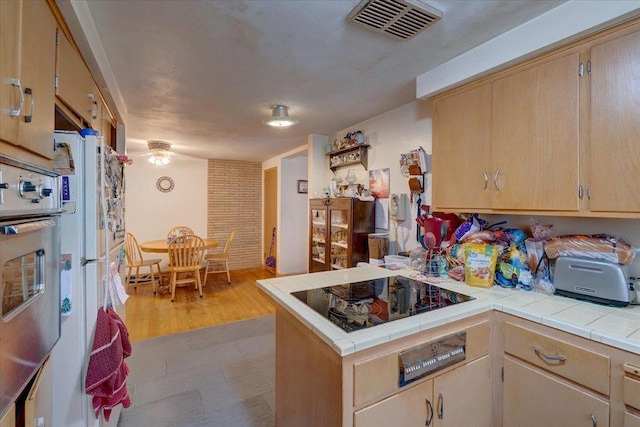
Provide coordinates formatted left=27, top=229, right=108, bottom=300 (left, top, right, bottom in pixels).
left=390, top=193, right=407, bottom=221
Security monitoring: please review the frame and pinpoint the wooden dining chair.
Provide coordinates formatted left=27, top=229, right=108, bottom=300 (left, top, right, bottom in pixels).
left=166, top=226, right=195, bottom=242
left=125, top=232, right=162, bottom=294
left=167, top=234, right=205, bottom=302
left=204, top=229, right=235, bottom=285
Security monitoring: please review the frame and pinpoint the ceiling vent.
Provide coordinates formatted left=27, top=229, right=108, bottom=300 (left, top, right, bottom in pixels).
left=348, top=0, right=442, bottom=40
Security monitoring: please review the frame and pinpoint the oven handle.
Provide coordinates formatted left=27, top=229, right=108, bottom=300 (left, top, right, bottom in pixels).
left=0, top=219, right=56, bottom=235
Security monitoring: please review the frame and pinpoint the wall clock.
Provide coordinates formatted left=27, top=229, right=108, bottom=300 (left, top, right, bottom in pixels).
left=156, top=176, right=174, bottom=193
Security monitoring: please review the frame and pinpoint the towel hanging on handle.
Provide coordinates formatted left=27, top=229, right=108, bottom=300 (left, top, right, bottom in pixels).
left=85, top=306, right=132, bottom=421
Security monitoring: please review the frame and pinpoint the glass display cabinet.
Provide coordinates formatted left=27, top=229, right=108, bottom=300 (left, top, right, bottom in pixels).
left=309, top=197, right=375, bottom=273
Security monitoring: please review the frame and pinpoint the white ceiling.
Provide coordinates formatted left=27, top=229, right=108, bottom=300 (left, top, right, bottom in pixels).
left=62, top=0, right=569, bottom=162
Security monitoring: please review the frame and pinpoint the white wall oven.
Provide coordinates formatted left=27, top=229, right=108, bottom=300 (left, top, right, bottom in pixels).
left=0, top=154, right=61, bottom=419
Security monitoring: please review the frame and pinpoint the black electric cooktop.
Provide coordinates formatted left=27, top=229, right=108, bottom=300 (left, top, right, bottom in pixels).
left=291, top=276, right=474, bottom=333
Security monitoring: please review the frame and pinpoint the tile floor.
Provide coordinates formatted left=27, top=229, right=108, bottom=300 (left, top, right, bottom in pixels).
left=119, top=315, right=275, bottom=427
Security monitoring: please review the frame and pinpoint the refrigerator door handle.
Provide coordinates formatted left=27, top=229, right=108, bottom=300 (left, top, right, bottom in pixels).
left=81, top=256, right=109, bottom=266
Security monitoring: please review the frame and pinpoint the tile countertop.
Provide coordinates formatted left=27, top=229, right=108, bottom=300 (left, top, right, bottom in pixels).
left=256, top=266, right=640, bottom=357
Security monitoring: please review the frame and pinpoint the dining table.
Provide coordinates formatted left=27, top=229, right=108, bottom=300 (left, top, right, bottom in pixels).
left=139, top=238, right=219, bottom=253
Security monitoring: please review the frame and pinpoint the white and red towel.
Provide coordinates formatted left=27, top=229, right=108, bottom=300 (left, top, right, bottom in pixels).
left=85, top=306, right=132, bottom=421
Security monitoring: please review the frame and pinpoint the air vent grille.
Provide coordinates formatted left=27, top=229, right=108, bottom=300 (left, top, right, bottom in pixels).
left=348, top=0, right=441, bottom=40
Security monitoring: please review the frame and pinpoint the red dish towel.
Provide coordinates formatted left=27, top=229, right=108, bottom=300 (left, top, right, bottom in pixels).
left=85, top=307, right=132, bottom=421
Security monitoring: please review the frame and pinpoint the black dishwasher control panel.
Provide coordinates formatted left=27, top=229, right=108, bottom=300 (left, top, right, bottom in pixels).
left=398, top=331, right=466, bottom=387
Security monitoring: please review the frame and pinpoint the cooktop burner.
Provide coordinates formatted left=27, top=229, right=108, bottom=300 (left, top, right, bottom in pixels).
left=291, top=276, right=474, bottom=333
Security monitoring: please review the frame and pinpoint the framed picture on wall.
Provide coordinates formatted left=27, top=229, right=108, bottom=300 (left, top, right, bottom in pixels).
left=297, top=180, right=308, bottom=194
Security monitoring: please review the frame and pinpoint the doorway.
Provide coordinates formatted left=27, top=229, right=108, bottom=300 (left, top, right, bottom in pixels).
left=264, top=167, right=277, bottom=274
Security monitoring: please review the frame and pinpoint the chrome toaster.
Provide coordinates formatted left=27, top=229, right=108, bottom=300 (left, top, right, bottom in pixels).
left=553, top=256, right=635, bottom=307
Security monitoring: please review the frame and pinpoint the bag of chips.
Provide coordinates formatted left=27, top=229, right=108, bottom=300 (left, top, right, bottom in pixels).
left=463, top=243, right=499, bottom=288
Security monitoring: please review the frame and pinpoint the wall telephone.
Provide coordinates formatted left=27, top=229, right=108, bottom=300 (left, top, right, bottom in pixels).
left=390, top=193, right=407, bottom=221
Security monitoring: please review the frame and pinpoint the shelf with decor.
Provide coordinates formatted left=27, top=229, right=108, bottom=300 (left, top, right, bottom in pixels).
left=327, top=144, right=370, bottom=172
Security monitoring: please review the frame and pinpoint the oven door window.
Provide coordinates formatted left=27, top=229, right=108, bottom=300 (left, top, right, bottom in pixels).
left=2, top=249, right=45, bottom=319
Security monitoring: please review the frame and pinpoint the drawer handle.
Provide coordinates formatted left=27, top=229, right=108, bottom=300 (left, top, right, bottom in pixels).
left=534, top=346, right=566, bottom=362
left=437, top=392, right=444, bottom=420
left=592, top=414, right=597, bottom=426
left=483, top=171, right=489, bottom=190
left=425, top=398, right=433, bottom=426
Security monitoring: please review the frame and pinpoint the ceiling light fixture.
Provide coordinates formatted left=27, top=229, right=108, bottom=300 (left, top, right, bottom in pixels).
left=147, top=140, right=171, bottom=166
left=262, top=105, right=299, bottom=127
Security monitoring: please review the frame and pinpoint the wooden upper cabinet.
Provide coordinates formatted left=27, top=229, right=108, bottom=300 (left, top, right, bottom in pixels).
left=0, top=0, right=23, bottom=146
left=19, top=0, right=57, bottom=160
left=432, top=84, right=492, bottom=210
left=433, top=52, right=580, bottom=212
left=491, top=52, right=580, bottom=211
left=589, top=29, right=640, bottom=213
left=0, top=0, right=56, bottom=165
left=56, top=29, right=95, bottom=124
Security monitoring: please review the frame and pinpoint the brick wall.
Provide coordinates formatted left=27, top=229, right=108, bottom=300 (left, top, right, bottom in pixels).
left=207, top=159, right=262, bottom=270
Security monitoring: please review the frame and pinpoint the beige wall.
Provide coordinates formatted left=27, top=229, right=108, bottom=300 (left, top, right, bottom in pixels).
left=125, top=154, right=263, bottom=271
left=125, top=152, right=208, bottom=268
left=208, top=159, right=262, bottom=270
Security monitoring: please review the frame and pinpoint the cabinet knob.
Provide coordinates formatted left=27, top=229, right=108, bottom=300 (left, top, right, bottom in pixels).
left=19, top=181, right=36, bottom=197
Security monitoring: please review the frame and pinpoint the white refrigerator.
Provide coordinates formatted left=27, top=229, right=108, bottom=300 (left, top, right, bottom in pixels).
left=51, top=130, right=127, bottom=427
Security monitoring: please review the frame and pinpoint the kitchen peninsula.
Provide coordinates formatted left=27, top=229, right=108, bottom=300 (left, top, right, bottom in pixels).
left=258, top=267, right=640, bottom=427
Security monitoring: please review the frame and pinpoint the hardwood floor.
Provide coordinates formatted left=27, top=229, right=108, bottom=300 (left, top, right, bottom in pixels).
left=124, top=268, right=276, bottom=342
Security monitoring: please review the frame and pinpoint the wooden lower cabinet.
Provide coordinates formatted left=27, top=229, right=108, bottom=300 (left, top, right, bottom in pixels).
left=432, top=355, right=491, bottom=427
left=354, top=355, right=491, bottom=427
left=354, top=378, right=433, bottom=427
left=626, top=411, right=640, bottom=427
left=503, top=356, right=609, bottom=427
left=273, top=304, right=492, bottom=427
left=0, top=404, right=14, bottom=427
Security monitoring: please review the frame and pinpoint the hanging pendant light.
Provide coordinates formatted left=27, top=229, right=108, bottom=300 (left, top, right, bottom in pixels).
left=147, top=140, right=171, bottom=166
left=262, top=105, right=299, bottom=127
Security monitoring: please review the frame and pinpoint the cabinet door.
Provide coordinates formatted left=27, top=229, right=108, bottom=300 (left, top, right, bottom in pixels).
left=329, top=205, right=350, bottom=269
left=590, top=29, right=640, bottom=212
left=432, top=84, right=492, bottom=210
left=354, top=379, right=433, bottom=427
left=0, top=0, right=22, bottom=145
left=56, top=30, right=95, bottom=123
left=491, top=52, right=580, bottom=211
left=626, top=411, right=640, bottom=427
left=310, top=204, right=328, bottom=272
left=0, top=403, right=15, bottom=427
left=433, top=355, right=491, bottom=427
left=503, top=356, right=609, bottom=427
left=19, top=0, right=56, bottom=160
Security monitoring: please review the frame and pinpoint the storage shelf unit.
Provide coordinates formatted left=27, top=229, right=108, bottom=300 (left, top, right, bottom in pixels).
left=308, top=197, right=374, bottom=272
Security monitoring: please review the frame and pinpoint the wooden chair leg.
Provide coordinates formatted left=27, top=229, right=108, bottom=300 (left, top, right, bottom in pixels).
left=196, top=271, right=203, bottom=298
left=149, top=265, right=156, bottom=294
left=204, top=261, right=211, bottom=285
left=225, top=261, right=230, bottom=284
left=153, top=263, right=161, bottom=294
left=126, top=266, right=133, bottom=286
left=170, top=271, right=177, bottom=302
left=133, top=266, right=141, bottom=289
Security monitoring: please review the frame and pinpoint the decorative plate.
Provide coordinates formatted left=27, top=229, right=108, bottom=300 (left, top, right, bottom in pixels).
left=156, top=176, right=174, bottom=193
